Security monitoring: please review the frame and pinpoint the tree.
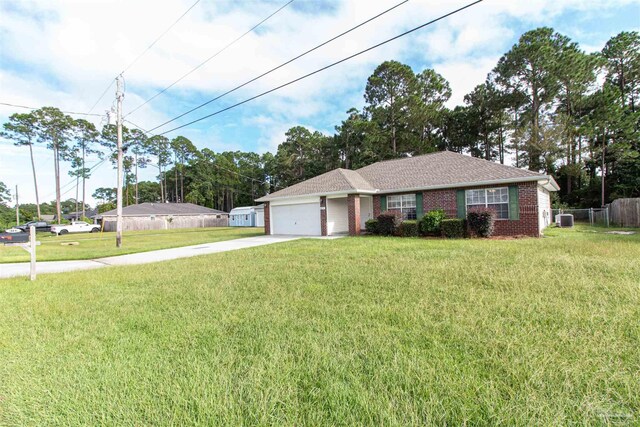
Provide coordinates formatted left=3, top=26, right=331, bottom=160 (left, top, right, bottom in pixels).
left=170, top=136, right=197, bottom=202
left=365, top=60, right=418, bottom=156
left=602, top=31, right=640, bottom=112
left=32, top=107, right=74, bottom=223
left=129, top=128, right=149, bottom=204
left=1, top=112, right=41, bottom=219
left=494, top=27, right=571, bottom=171
left=146, top=135, right=172, bottom=202
left=92, top=187, right=116, bottom=204
left=71, top=119, right=100, bottom=218
left=411, top=69, right=452, bottom=153
left=0, top=181, right=11, bottom=206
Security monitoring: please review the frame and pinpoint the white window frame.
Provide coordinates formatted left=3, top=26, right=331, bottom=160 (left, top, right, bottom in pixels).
left=387, top=194, right=417, bottom=220
left=465, top=187, right=510, bottom=220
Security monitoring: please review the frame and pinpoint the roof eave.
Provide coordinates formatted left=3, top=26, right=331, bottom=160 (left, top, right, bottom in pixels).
left=375, top=175, right=559, bottom=194
left=256, top=188, right=377, bottom=202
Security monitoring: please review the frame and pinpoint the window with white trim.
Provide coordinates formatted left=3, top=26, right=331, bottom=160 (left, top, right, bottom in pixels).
left=387, top=194, right=417, bottom=220
left=466, top=187, right=509, bottom=219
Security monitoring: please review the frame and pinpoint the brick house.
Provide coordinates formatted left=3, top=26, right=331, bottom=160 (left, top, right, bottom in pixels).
left=256, top=151, right=558, bottom=237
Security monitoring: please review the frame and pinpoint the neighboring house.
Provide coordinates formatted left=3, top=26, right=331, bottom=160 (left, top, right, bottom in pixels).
left=99, top=202, right=228, bottom=231
left=256, top=151, right=559, bottom=237
left=40, top=215, right=55, bottom=222
left=64, top=208, right=98, bottom=221
left=229, top=206, right=257, bottom=227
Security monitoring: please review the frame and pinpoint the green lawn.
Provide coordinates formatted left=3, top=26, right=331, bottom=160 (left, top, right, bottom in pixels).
left=0, top=226, right=263, bottom=263
left=1, top=226, right=638, bottom=425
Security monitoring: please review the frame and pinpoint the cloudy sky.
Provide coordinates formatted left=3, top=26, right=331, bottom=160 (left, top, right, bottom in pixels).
left=1, top=0, right=638, bottom=205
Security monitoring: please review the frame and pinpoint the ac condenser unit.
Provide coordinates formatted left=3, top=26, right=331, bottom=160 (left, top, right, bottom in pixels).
left=555, top=214, right=574, bottom=227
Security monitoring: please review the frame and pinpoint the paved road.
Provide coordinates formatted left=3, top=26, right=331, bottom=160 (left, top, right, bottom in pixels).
left=0, top=235, right=306, bottom=279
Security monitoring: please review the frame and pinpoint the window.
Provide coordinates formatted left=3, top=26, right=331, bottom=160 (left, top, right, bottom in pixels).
left=387, top=194, right=417, bottom=220
left=466, top=187, right=509, bottom=219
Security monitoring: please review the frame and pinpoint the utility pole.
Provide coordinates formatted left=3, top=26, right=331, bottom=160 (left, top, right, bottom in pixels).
left=116, top=74, right=125, bottom=248
left=601, top=128, right=606, bottom=208
left=15, top=185, right=19, bottom=225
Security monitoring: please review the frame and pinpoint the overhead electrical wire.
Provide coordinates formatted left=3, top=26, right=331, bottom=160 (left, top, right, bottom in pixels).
left=153, top=0, right=484, bottom=136
left=125, top=0, right=296, bottom=117
left=146, top=0, right=409, bottom=132
left=84, top=0, right=201, bottom=117
left=121, top=0, right=203, bottom=75
left=0, top=102, right=103, bottom=117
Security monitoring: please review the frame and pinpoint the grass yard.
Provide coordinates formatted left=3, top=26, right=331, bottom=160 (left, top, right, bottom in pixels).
left=0, top=226, right=638, bottom=425
left=0, top=226, right=263, bottom=263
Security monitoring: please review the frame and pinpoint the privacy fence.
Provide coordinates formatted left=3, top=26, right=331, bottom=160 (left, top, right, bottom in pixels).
left=608, top=198, right=640, bottom=228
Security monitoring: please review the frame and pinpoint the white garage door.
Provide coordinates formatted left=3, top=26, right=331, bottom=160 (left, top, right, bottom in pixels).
left=271, top=202, right=321, bottom=235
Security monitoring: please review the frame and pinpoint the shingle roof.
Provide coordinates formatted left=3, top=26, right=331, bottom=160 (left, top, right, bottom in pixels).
left=256, top=151, right=556, bottom=201
left=356, top=151, right=544, bottom=191
left=100, top=202, right=227, bottom=216
left=257, top=168, right=376, bottom=200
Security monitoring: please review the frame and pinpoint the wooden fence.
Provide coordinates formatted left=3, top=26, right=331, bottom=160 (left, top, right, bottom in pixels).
left=102, top=214, right=229, bottom=232
left=609, top=198, right=640, bottom=227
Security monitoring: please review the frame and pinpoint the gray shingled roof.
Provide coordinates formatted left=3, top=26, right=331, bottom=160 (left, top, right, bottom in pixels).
left=258, top=168, right=376, bottom=200
left=357, top=151, right=544, bottom=190
left=100, top=202, right=227, bottom=217
left=257, top=151, right=555, bottom=201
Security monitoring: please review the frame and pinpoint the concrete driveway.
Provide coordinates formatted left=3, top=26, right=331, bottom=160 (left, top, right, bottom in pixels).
left=0, top=235, right=307, bottom=279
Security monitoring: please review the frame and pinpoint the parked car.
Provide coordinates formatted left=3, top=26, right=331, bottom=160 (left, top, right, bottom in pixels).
left=50, top=221, right=101, bottom=235
left=16, top=221, right=52, bottom=233
left=4, top=227, right=24, bottom=233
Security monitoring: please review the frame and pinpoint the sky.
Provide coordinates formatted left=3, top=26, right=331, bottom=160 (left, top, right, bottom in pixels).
left=1, top=0, right=638, bottom=206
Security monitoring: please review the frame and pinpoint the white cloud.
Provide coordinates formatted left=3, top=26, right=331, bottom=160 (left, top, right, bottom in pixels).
left=0, top=0, right=636, bottom=204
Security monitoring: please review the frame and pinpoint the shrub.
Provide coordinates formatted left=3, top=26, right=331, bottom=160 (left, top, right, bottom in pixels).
left=365, top=219, right=379, bottom=235
left=418, top=209, right=446, bottom=236
left=377, top=210, right=403, bottom=236
left=399, top=220, right=418, bottom=237
left=467, top=207, right=496, bottom=238
left=441, top=219, right=466, bottom=238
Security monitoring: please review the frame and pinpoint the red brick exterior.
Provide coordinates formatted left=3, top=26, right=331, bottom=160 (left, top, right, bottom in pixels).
left=373, top=195, right=382, bottom=218
left=421, top=181, right=539, bottom=237
left=320, top=196, right=328, bottom=236
left=264, top=202, right=270, bottom=235
left=347, top=194, right=361, bottom=236
left=423, top=189, right=458, bottom=218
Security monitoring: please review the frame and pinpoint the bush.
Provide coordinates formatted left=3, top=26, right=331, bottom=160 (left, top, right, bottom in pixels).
left=441, top=219, right=466, bottom=238
left=467, top=207, right=496, bottom=238
left=377, top=210, right=403, bottom=236
left=365, top=219, right=379, bottom=234
left=418, top=209, right=446, bottom=236
left=399, top=220, right=418, bottom=237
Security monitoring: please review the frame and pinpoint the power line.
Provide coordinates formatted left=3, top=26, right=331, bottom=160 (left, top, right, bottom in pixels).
left=155, top=0, right=484, bottom=136
left=0, top=102, right=103, bottom=117
left=86, top=0, right=201, bottom=117
left=125, top=0, right=296, bottom=118
left=86, top=79, right=116, bottom=114
left=146, top=0, right=409, bottom=132
left=121, top=0, right=202, bottom=75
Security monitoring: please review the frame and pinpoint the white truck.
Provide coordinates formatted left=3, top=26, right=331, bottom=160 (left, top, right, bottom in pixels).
left=50, top=221, right=101, bottom=235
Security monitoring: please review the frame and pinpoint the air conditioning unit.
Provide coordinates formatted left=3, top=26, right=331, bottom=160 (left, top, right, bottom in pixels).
left=555, top=214, right=574, bottom=227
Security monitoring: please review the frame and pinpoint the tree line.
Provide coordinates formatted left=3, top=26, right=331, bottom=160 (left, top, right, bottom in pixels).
left=1, top=27, right=638, bottom=225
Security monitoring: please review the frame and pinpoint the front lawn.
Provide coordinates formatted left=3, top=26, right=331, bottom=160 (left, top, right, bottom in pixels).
left=0, top=226, right=263, bottom=263
left=0, top=227, right=638, bottom=425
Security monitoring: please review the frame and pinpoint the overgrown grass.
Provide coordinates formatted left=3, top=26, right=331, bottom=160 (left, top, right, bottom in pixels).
left=0, top=227, right=638, bottom=425
left=0, top=227, right=263, bottom=263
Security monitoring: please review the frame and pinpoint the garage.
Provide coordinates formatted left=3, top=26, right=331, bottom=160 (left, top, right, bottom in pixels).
left=271, top=201, right=321, bottom=235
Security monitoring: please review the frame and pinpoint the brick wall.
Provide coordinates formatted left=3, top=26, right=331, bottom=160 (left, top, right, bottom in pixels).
left=347, top=194, right=361, bottom=236
left=423, top=189, right=458, bottom=218
left=264, top=202, right=270, bottom=235
left=320, top=196, right=327, bottom=236
left=421, top=181, right=540, bottom=237
left=373, top=195, right=382, bottom=218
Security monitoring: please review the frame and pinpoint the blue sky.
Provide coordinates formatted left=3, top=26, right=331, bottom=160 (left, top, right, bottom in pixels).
left=1, top=0, right=638, bottom=205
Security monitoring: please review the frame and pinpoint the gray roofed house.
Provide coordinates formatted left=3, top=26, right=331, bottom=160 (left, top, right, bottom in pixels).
left=99, top=202, right=228, bottom=231
left=256, top=151, right=559, bottom=237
